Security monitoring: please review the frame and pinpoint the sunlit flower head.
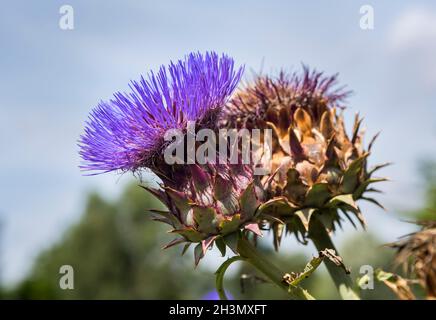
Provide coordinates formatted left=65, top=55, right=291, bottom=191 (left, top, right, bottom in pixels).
left=79, top=52, right=244, bottom=174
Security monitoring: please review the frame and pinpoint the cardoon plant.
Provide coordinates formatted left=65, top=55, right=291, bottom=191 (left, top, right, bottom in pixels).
left=79, top=52, right=387, bottom=300
left=79, top=52, right=313, bottom=299
left=224, top=68, right=387, bottom=299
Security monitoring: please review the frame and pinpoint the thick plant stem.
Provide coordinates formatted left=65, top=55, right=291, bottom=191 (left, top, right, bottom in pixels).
left=237, top=236, right=314, bottom=300
left=308, top=217, right=360, bottom=300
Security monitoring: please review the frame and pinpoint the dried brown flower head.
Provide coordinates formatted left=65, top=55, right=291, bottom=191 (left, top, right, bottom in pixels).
left=388, top=220, right=436, bottom=299
left=224, top=67, right=387, bottom=248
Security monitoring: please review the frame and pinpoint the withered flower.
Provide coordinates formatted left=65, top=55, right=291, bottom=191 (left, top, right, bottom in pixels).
left=388, top=220, right=436, bottom=299
left=224, top=68, right=387, bottom=248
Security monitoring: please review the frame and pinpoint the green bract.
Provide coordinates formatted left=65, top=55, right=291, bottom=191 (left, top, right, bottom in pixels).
left=144, top=164, right=263, bottom=265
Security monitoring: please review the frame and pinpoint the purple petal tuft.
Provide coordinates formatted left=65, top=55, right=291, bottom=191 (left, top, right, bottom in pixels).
left=79, top=52, right=244, bottom=174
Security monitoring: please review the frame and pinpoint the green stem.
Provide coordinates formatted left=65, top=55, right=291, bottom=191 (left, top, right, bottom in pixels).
left=215, top=256, right=245, bottom=300
left=237, top=236, right=314, bottom=300
left=308, top=217, right=360, bottom=300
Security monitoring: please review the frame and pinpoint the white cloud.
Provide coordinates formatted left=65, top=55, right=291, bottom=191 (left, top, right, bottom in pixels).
left=388, top=8, right=436, bottom=88
left=389, top=8, right=436, bottom=51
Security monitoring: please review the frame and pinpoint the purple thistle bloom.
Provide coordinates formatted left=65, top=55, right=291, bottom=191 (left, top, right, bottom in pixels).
left=79, top=52, right=244, bottom=174
left=202, top=290, right=233, bottom=300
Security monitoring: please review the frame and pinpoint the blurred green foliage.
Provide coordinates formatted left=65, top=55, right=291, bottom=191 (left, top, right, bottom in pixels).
left=1, top=175, right=425, bottom=299
left=3, top=185, right=213, bottom=299
left=414, top=161, right=436, bottom=220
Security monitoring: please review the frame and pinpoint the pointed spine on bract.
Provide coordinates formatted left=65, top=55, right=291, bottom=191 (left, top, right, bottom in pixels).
left=223, top=67, right=388, bottom=249
left=144, top=163, right=264, bottom=266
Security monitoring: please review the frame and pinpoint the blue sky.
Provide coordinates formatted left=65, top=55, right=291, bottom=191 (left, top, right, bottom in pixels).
left=1, top=1, right=436, bottom=284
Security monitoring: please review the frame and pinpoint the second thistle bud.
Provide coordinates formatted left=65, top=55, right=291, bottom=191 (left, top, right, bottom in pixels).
left=224, top=68, right=388, bottom=248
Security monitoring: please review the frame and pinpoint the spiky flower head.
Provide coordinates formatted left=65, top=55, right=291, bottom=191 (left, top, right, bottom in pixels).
left=79, top=51, right=243, bottom=184
left=388, top=220, right=436, bottom=299
left=146, top=164, right=263, bottom=265
left=79, top=52, right=264, bottom=263
left=224, top=67, right=387, bottom=247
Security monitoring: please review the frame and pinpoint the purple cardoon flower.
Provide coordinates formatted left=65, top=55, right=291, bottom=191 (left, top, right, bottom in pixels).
left=202, top=290, right=233, bottom=300
left=79, top=52, right=243, bottom=174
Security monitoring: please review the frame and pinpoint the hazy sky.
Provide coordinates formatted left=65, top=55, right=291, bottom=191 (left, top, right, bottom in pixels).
left=1, top=1, right=436, bottom=284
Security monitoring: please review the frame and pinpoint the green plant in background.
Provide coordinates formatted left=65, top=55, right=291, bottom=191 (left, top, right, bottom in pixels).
left=412, top=161, right=436, bottom=221
left=5, top=185, right=214, bottom=299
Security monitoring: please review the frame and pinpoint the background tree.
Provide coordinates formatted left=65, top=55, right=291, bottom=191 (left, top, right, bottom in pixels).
left=6, top=184, right=213, bottom=299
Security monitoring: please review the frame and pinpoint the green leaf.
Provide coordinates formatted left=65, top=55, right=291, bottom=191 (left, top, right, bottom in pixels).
left=162, top=238, right=185, bottom=249
left=341, top=154, right=369, bottom=193
left=304, top=183, right=331, bottom=207
left=365, top=188, right=383, bottom=193
left=194, top=243, right=204, bottom=266
left=286, top=220, right=309, bottom=244
left=288, top=286, right=316, bottom=300
left=328, top=194, right=358, bottom=210
left=257, top=196, right=298, bottom=217
left=164, top=187, right=191, bottom=215
left=334, top=200, right=366, bottom=229
left=192, top=206, right=218, bottom=234
left=181, top=243, right=191, bottom=256
left=222, top=231, right=240, bottom=254
left=219, top=214, right=242, bottom=235
left=354, top=177, right=388, bottom=199
left=140, top=185, right=167, bottom=205
left=368, top=132, right=380, bottom=152
left=316, top=208, right=338, bottom=232
left=361, top=197, right=386, bottom=211
left=215, top=256, right=245, bottom=300
left=375, top=269, right=395, bottom=282
left=272, top=222, right=285, bottom=251
left=171, top=228, right=203, bottom=242
left=240, top=182, right=259, bottom=219
left=215, top=237, right=226, bottom=257
left=368, top=162, right=392, bottom=176
left=351, top=114, right=363, bottom=144
left=295, top=208, right=317, bottom=231
left=148, top=209, right=182, bottom=229
left=339, top=208, right=357, bottom=229
left=283, top=255, right=324, bottom=286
